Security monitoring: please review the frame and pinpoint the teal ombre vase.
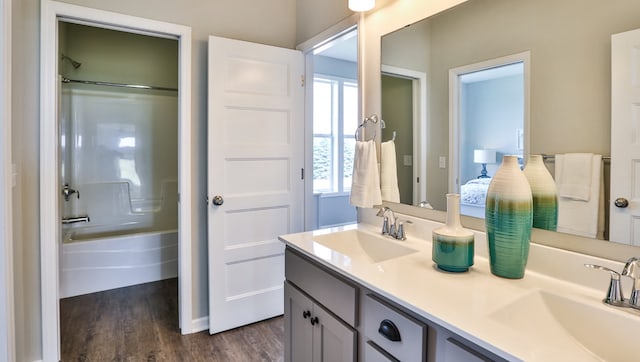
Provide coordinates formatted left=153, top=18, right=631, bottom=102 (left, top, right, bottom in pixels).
left=523, top=155, right=558, bottom=231
left=485, top=155, right=533, bottom=279
left=432, top=194, right=474, bottom=272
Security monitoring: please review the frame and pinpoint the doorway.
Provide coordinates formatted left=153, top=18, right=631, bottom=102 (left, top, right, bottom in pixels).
left=40, top=2, right=193, bottom=360
left=449, top=52, right=530, bottom=219
left=304, top=25, right=359, bottom=230
left=58, top=22, right=179, bottom=298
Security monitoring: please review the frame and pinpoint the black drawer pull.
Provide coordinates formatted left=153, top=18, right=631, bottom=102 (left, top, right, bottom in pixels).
left=378, top=319, right=401, bottom=342
left=310, top=316, right=319, bottom=325
left=302, top=310, right=311, bottom=319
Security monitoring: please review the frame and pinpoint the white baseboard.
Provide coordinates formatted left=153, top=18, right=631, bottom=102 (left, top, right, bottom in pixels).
left=188, top=316, right=209, bottom=334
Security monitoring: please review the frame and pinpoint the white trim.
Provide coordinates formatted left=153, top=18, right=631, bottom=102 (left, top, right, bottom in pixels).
left=0, top=0, right=15, bottom=360
left=191, top=316, right=209, bottom=333
left=40, top=2, right=193, bottom=360
left=381, top=64, right=428, bottom=206
left=448, top=51, right=531, bottom=193
left=298, top=15, right=359, bottom=231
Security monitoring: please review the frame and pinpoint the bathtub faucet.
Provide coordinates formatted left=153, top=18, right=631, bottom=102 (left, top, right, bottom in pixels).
left=62, top=215, right=90, bottom=224
left=62, top=184, right=80, bottom=201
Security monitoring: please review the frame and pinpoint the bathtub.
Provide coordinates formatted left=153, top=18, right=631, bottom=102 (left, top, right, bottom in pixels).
left=59, top=227, right=178, bottom=298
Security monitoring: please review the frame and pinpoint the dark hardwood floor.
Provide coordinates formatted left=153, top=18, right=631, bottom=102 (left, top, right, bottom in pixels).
left=60, top=278, right=284, bottom=361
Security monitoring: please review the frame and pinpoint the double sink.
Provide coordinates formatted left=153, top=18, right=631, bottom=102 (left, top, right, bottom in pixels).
left=310, top=227, right=639, bottom=361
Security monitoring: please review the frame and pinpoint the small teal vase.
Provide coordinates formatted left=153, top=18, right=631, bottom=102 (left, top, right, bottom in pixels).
left=432, top=194, right=474, bottom=272
left=523, top=155, right=558, bottom=231
left=485, top=155, right=533, bottom=279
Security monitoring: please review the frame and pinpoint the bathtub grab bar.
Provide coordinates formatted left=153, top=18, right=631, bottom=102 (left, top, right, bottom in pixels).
left=62, top=216, right=90, bottom=224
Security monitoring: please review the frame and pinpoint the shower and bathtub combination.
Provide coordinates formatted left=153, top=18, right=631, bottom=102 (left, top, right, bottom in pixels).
left=58, top=26, right=180, bottom=298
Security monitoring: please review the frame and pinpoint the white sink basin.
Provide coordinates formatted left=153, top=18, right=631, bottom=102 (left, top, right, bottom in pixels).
left=489, top=289, right=640, bottom=361
left=312, top=229, right=418, bottom=263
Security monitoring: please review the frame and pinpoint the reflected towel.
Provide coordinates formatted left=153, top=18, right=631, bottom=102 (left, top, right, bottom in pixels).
left=556, top=153, right=593, bottom=201
left=380, top=140, right=400, bottom=203
left=350, top=140, right=382, bottom=208
left=555, top=154, right=603, bottom=238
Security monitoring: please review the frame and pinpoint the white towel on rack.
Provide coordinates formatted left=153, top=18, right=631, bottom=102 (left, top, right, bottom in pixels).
left=555, top=154, right=603, bottom=238
left=556, top=153, right=593, bottom=201
left=350, top=140, right=382, bottom=208
left=380, top=140, right=400, bottom=203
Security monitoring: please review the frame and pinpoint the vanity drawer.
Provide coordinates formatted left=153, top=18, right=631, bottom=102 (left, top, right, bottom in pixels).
left=362, top=293, right=427, bottom=362
left=285, top=248, right=358, bottom=326
left=364, top=341, right=400, bottom=362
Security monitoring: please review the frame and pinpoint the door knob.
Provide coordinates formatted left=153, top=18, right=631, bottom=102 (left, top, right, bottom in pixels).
left=614, top=198, right=629, bottom=208
left=212, top=195, right=224, bottom=206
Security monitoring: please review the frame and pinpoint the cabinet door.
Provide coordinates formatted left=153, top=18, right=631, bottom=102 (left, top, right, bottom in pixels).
left=284, top=282, right=314, bottom=362
left=312, top=303, right=357, bottom=362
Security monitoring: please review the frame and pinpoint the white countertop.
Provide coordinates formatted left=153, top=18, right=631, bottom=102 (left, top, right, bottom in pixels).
left=279, top=220, right=638, bottom=362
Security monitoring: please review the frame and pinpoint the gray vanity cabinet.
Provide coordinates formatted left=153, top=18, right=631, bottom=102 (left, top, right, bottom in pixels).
left=284, top=248, right=358, bottom=362
left=284, top=246, right=505, bottom=362
left=284, top=282, right=357, bottom=361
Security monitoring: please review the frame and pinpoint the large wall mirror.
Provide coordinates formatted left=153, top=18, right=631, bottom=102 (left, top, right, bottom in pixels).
left=379, top=0, right=640, bottom=250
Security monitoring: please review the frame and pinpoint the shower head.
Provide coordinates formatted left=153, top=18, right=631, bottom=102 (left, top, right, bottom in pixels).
left=61, top=53, right=82, bottom=69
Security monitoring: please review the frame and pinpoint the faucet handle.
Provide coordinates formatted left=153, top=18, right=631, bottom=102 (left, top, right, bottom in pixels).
left=622, top=257, right=640, bottom=307
left=585, top=264, right=625, bottom=306
left=381, top=216, right=391, bottom=236
left=395, top=219, right=412, bottom=241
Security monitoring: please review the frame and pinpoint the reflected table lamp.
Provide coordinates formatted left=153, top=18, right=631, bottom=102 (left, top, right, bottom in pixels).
left=474, top=149, right=496, bottom=178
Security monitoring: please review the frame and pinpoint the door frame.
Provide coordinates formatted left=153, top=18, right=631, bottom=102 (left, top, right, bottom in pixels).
left=381, top=65, right=427, bottom=205
left=0, top=0, right=14, bottom=360
left=448, top=51, right=531, bottom=193
left=40, top=1, right=193, bottom=360
left=297, top=14, right=359, bottom=231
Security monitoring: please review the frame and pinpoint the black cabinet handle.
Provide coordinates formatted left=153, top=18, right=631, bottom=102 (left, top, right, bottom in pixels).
left=378, top=319, right=401, bottom=342
left=302, top=310, right=311, bottom=319
left=310, top=316, right=319, bottom=325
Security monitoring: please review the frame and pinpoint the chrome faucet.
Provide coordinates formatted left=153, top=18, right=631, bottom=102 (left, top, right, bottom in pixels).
left=376, top=207, right=412, bottom=240
left=376, top=207, right=396, bottom=236
left=585, top=258, right=640, bottom=312
left=62, top=184, right=80, bottom=201
left=622, top=257, right=640, bottom=308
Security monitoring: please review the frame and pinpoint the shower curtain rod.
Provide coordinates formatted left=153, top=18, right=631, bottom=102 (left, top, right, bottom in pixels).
left=61, top=77, right=178, bottom=92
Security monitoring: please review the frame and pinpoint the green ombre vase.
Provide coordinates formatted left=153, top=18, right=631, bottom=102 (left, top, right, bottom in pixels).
left=432, top=193, right=474, bottom=272
left=485, top=155, right=533, bottom=279
left=523, top=155, right=558, bottom=231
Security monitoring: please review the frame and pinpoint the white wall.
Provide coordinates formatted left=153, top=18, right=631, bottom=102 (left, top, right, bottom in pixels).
left=11, top=0, right=297, bottom=360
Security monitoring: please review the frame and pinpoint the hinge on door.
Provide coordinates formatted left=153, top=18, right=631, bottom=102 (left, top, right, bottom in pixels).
left=301, top=75, right=305, bottom=87
left=301, top=168, right=304, bottom=180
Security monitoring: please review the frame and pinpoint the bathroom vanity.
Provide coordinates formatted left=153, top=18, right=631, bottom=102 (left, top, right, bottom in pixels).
left=280, top=213, right=640, bottom=361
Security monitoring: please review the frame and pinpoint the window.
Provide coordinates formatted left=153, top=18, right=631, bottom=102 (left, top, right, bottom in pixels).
left=313, top=76, right=358, bottom=194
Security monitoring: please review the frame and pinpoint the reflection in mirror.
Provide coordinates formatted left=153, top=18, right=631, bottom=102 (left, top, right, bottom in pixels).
left=379, top=0, right=640, bottom=246
left=452, top=57, right=526, bottom=220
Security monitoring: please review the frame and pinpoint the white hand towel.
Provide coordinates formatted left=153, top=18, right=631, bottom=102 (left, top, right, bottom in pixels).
left=556, top=154, right=602, bottom=238
left=556, top=153, right=593, bottom=201
left=350, top=140, right=382, bottom=208
left=380, top=140, right=400, bottom=203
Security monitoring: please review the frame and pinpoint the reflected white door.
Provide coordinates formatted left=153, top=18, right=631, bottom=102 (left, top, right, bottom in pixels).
left=610, top=28, right=640, bottom=245
left=207, top=36, right=304, bottom=334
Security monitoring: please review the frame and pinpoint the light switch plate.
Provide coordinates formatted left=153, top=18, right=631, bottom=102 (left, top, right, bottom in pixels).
left=403, top=155, right=412, bottom=166
left=439, top=156, right=446, bottom=169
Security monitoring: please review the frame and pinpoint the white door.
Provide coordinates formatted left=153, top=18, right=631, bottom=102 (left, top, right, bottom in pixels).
left=207, top=36, right=304, bottom=334
left=610, top=28, right=640, bottom=245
